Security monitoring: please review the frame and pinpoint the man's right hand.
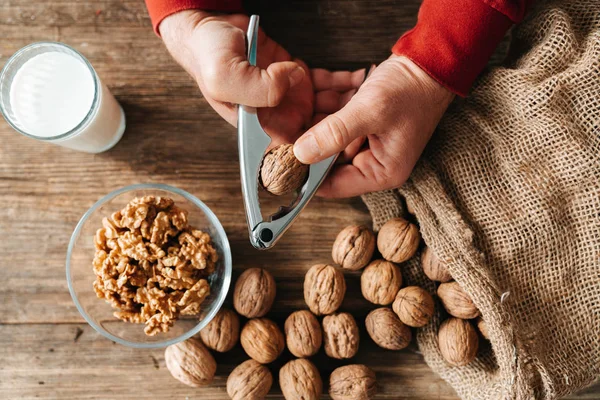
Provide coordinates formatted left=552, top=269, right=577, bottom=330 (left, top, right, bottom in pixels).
left=159, top=11, right=364, bottom=144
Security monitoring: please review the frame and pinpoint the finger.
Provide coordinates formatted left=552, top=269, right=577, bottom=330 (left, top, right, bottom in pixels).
left=317, top=149, right=406, bottom=198
left=311, top=69, right=366, bottom=92
left=204, top=96, right=237, bottom=127
left=342, top=136, right=367, bottom=162
left=294, top=96, right=374, bottom=164
left=314, top=89, right=357, bottom=114
left=204, top=58, right=306, bottom=107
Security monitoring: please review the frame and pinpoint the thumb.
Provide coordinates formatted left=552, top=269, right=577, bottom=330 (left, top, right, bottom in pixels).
left=204, top=58, right=305, bottom=108
left=294, top=98, right=371, bottom=164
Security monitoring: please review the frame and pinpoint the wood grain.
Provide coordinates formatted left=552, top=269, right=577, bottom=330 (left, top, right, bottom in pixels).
left=0, top=0, right=598, bottom=399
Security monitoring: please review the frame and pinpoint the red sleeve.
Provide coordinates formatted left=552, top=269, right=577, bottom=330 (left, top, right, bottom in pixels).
left=145, top=0, right=244, bottom=34
left=393, top=0, right=534, bottom=96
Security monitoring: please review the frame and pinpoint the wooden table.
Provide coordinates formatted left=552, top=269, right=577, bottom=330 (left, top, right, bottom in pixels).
left=1, top=1, right=598, bottom=399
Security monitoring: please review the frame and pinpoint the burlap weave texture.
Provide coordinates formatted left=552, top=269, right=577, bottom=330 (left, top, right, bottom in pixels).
left=362, top=1, right=600, bottom=399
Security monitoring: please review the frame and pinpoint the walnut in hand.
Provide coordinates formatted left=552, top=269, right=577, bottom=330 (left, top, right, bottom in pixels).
left=165, top=338, right=216, bottom=387
left=303, top=264, right=346, bottom=316
left=226, top=359, right=273, bottom=400
left=322, top=312, right=359, bottom=359
left=280, top=358, right=323, bottom=400
left=361, top=259, right=403, bottom=305
left=366, top=307, right=411, bottom=350
left=284, top=310, right=322, bottom=358
left=240, top=318, right=285, bottom=364
left=233, top=268, right=276, bottom=318
left=377, top=217, right=420, bottom=263
left=329, top=364, right=376, bottom=400
left=199, top=307, right=239, bottom=352
left=260, top=144, right=309, bottom=196
left=332, top=225, right=375, bottom=270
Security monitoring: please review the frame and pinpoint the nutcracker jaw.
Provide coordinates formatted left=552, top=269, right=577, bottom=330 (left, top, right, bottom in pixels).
left=237, top=15, right=337, bottom=250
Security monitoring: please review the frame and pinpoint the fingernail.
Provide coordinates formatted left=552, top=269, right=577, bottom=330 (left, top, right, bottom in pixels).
left=294, top=133, right=321, bottom=163
left=288, top=66, right=305, bottom=87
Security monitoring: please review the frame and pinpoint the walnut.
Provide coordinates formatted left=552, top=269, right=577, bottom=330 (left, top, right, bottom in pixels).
left=199, top=308, right=240, bottom=352
left=226, top=359, right=273, bottom=400
left=392, top=286, right=434, bottom=327
left=437, top=281, right=480, bottom=319
left=331, top=225, right=375, bottom=270
left=360, top=259, right=403, bottom=305
left=279, top=358, right=323, bottom=400
left=303, top=264, right=346, bottom=316
left=240, top=318, right=285, bottom=364
left=476, top=317, right=489, bottom=340
left=421, top=246, right=452, bottom=282
left=438, top=318, right=479, bottom=366
left=233, top=268, right=276, bottom=318
left=165, top=338, right=216, bottom=387
left=365, top=308, right=411, bottom=350
left=92, top=196, right=217, bottom=336
left=322, top=312, right=359, bottom=359
left=260, top=144, right=309, bottom=196
left=284, top=310, right=322, bottom=357
left=377, top=218, right=420, bottom=263
left=329, top=365, right=376, bottom=400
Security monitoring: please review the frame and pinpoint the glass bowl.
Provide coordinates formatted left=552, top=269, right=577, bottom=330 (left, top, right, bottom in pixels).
left=66, top=183, right=231, bottom=348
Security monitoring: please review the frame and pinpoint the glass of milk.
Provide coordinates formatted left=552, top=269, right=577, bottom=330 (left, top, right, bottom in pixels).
left=0, top=42, right=126, bottom=153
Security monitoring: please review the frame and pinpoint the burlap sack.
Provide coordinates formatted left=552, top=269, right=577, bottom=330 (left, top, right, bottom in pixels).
left=362, top=1, right=600, bottom=398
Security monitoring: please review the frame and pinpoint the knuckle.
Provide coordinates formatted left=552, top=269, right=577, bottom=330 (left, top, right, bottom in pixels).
left=264, top=71, right=286, bottom=107
left=202, top=61, right=226, bottom=99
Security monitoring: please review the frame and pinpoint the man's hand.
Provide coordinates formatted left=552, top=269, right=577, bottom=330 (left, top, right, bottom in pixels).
left=159, top=11, right=361, bottom=144
left=294, top=55, right=455, bottom=198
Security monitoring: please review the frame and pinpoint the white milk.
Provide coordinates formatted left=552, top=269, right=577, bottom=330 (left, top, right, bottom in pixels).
left=3, top=45, right=125, bottom=153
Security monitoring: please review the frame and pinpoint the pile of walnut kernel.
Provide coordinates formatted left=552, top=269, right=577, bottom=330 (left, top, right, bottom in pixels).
left=92, top=196, right=218, bottom=336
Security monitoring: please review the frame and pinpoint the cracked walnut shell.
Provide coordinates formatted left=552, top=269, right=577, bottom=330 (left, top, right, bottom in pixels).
left=322, top=312, right=359, bottom=359
left=303, top=264, right=346, bottom=316
left=240, top=318, right=285, bottom=364
left=377, top=218, right=420, bottom=263
left=332, top=225, right=375, bottom=270
left=329, top=364, right=376, bottom=400
left=165, top=338, right=216, bottom=387
left=438, top=281, right=480, bottom=319
left=365, top=308, right=412, bottom=350
left=438, top=318, right=479, bottom=366
left=421, top=246, right=453, bottom=282
left=279, top=358, right=323, bottom=400
left=260, top=144, right=309, bottom=196
left=226, top=359, right=273, bottom=400
left=233, top=268, right=276, bottom=318
left=361, top=259, right=403, bottom=305
left=284, top=310, right=322, bottom=358
left=393, top=286, right=434, bottom=327
left=199, top=307, right=240, bottom=352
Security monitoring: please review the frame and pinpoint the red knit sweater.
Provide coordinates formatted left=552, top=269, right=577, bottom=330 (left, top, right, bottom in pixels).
left=145, top=0, right=533, bottom=96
